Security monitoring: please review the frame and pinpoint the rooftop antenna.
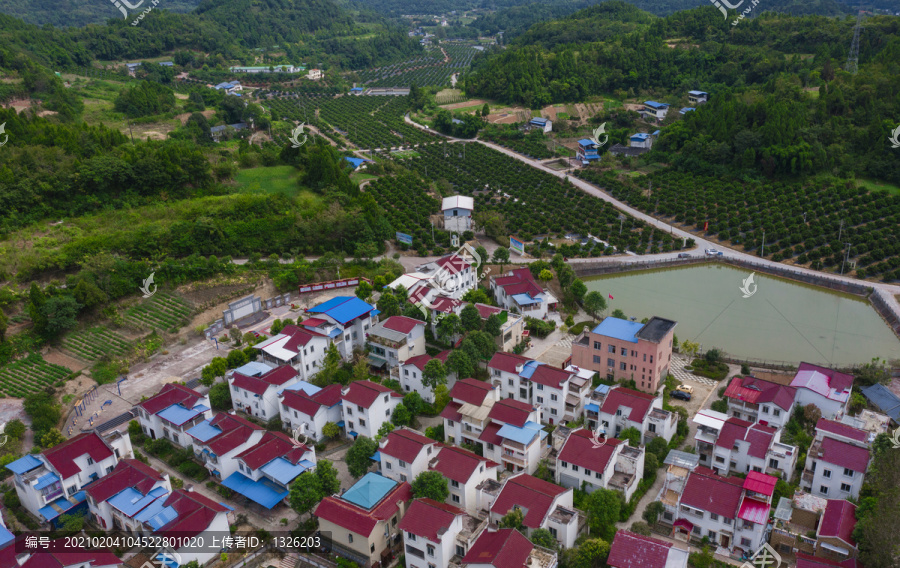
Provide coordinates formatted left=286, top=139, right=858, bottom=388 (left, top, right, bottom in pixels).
left=846, top=8, right=863, bottom=75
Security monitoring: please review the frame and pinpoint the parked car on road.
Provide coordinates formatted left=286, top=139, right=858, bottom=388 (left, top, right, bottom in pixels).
left=705, top=248, right=724, bottom=256
left=671, top=390, right=692, bottom=401
left=675, top=384, right=694, bottom=395
left=677, top=253, right=691, bottom=258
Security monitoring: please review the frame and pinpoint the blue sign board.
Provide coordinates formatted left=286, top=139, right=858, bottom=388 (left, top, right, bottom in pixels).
left=396, top=232, right=413, bottom=245
left=509, top=236, right=525, bottom=255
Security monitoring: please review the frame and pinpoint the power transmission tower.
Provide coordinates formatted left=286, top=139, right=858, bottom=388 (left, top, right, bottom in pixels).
left=846, top=9, right=863, bottom=75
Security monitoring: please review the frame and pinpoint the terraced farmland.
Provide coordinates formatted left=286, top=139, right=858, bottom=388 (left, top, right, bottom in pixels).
left=0, top=356, right=71, bottom=398
left=63, top=327, right=132, bottom=362
left=125, top=292, right=194, bottom=332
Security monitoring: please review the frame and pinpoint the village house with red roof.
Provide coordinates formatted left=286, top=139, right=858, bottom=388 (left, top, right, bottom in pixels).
left=253, top=323, right=329, bottom=377
left=723, top=375, right=796, bottom=429
left=770, top=491, right=860, bottom=563
left=366, top=315, right=427, bottom=371
left=136, top=382, right=212, bottom=447
left=428, top=444, right=498, bottom=514
left=228, top=364, right=302, bottom=422
left=587, top=385, right=677, bottom=444
left=488, top=352, right=591, bottom=425
left=186, top=411, right=265, bottom=481
left=555, top=428, right=645, bottom=500
left=790, top=363, right=854, bottom=419
left=379, top=428, right=439, bottom=483
left=153, top=488, right=232, bottom=566
left=85, top=459, right=171, bottom=532
left=278, top=383, right=343, bottom=442
left=6, top=538, right=123, bottom=568
left=399, top=498, right=486, bottom=568
left=315, top=473, right=413, bottom=566
left=801, top=418, right=870, bottom=499
left=398, top=350, right=453, bottom=403
left=459, top=527, right=557, bottom=568
left=5, top=430, right=133, bottom=525
left=473, top=303, right=525, bottom=352
left=341, top=380, right=403, bottom=439
left=489, top=268, right=557, bottom=320
left=482, top=473, right=583, bottom=548
left=607, top=530, right=689, bottom=568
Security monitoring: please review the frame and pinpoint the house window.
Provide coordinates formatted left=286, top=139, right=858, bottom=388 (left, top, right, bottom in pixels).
left=448, top=420, right=454, bottom=427
left=841, top=483, right=852, bottom=492
left=741, top=538, right=752, bottom=547
left=708, top=530, right=717, bottom=540
left=493, top=369, right=501, bottom=377
left=769, top=459, right=779, bottom=469
left=349, top=421, right=354, bottom=429
left=823, top=469, right=832, bottom=478
left=843, top=468, right=854, bottom=477
left=593, top=356, right=602, bottom=364
left=456, top=546, right=465, bottom=557
left=620, top=362, right=626, bottom=371
left=584, top=468, right=592, bottom=477
left=386, top=409, right=390, bottom=417
left=724, top=518, right=732, bottom=525
left=648, top=423, right=656, bottom=433
left=386, top=462, right=392, bottom=470
left=692, top=526, right=701, bottom=535
left=451, top=480, right=459, bottom=488
left=550, top=409, right=557, bottom=416
left=537, top=397, right=543, bottom=403
left=452, top=494, right=461, bottom=503
left=87, top=457, right=94, bottom=466
left=820, top=486, right=829, bottom=495
left=561, top=461, right=568, bottom=468
left=404, top=369, right=409, bottom=376
left=384, top=395, right=389, bottom=403
left=348, top=534, right=353, bottom=543
left=608, top=345, right=615, bottom=353
left=550, top=394, right=557, bottom=401
left=487, top=443, right=495, bottom=450
left=508, top=379, right=514, bottom=387
left=572, top=465, right=579, bottom=472
left=408, top=533, right=417, bottom=542
left=649, top=355, right=654, bottom=363
left=710, top=513, right=719, bottom=521
left=593, top=342, right=602, bottom=350
left=608, top=358, right=615, bottom=367
left=399, top=460, right=407, bottom=467
left=359, top=419, right=366, bottom=426
left=371, top=544, right=375, bottom=553
left=401, top=474, right=407, bottom=482
left=594, top=472, right=602, bottom=479
left=761, top=406, right=769, bottom=414
left=548, top=527, right=557, bottom=538
left=773, top=409, right=781, bottom=417
left=427, top=545, right=435, bottom=557
left=643, top=354, right=647, bottom=362
left=537, top=384, right=544, bottom=391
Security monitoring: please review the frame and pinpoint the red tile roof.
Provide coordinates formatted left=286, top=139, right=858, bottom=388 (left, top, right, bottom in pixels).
left=558, top=430, right=623, bottom=473
left=237, top=431, right=310, bottom=470
left=462, top=528, right=532, bottom=568
left=493, top=269, right=543, bottom=299
left=281, top=390, right=323, bottom=417
left=488, top=352, right=531, bottom=375
left=474, top=303, right=503, bottom=319
left=816, top=418, right=868, bottom=444
left=491, top=474, right=567, bottom=529
left=155, top=489, right=230, bottom=539
left=300, top=317, right=328, bottom=328
left=796, top=363, right=854, bottom=393
left=716, top=419, right=776, bottom=459
left=43, top=432, right=114, bottom=480
left=608, top=530, right=673, bottom=568
left=487, top=398, right=534, bottom=427
left=268, top=324, right=318, bottom=351
left=138, top=383, right=204, bottom=415
left=819, top=500, right=857, bottom=546
left=315, top=481, right=412, bottom=536
left=18, top=541, right=122, bottom=568
left=440, top=401, right=463, bottom=422
left=435, top=254, right=471, bottom=273
left=723, top=376, right=796, bottom=411
left=382, top=316, right=425, bottom=334
left=819, top=437, right=870, bottom=472
left=85, top=459, right=164, bottom=503
left=681, top=467, right=744, bottom=519
left=737, top=496, right=770, bottom=525
left=193, top=413, right=263, bottom=456
left=403, top=351, right=450, bottom=373
left=449, top=378, right=495, bottom=406
left=600, top=387, right=656, bottom=423
left=478, top=422, right=503, bottom=446
left=343, top=380, right=402, bottom=408
left=380, top=428, right=434, bottom=463
left=398, top=498, right=464, bottom=543
left=231, top=365, right=298, bottom=396
left=430, top=445, right=498, bottom=484
left=796, top=553, right=860, bottom=568
left=742, top=471, right=777, bottom=496
left=529, top=364, right=572, bottom=389
left=313, top=384, right=344, bottom=407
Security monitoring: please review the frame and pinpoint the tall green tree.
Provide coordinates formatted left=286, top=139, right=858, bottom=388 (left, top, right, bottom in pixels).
left=411, top=471, right=449, bottom=501
left=583, top=489, right=622, bottom=542
left=422, top=359, right=448, bottom=390
left=460, top=304, right=483, bottom=331
left=345, top=436, right=378, bottom=478
left=583, top=291, right=607, bottom=320
left=445, top=350, right=474, bottom=380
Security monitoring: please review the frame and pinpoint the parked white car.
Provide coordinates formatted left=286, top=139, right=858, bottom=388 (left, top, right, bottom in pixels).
left=705, top=248, right=724, bottom=256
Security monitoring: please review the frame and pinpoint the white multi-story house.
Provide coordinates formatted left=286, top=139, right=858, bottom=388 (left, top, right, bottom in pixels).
left=279, top=383, right=344, bottom=442
left=6, top=431, right=133, bottom=525
left=186, top=412, right=265, bottom=481
left=480, top=399, right=545, bottom=475
left=460, top=528, right=557, bottom=568
left=442, top=378, right=500, bottom=446
left=415, top=253, right=478, bottom=300
left=692, top=413, right=797, bottom=481
left=488, top=473, right=583, bottom=549
left=587, top=386, right=677, bottom=444
left=641, top=101, right=670, bottom=121
left=152, top=489, right=232, bottom=567
left=229, top=364, right=303, bottom=421
left=342, top=380, right=403, bottom=439
left=398, top=352, right=453, bottom=402
left=136, top=383, right=212, bottom=446
left=489, top=268, right=557, bottom=319
left=303, top=296, right=377, bottom=359
left=428, top=445, right=499, bottom=514
left=556, top=429, right=645, bottom=500
left=723, top=375, right=796, bottom=429
left=800, top=418, right=871, bottom=499
left=86, top=459, right=172, bottom=533
left=488, top=352, right=590, bottom=425
left=367, top=316, right=427, bottom=370
left=790, top=363, right=854, bottom=419
left=400, top=498, right=486, bottom=568
left=253, top=324, right=329, bottom=379
left=379, top=428, right=439, bottom=484
left=226, top=431, right=317, bottom=509
left=307, top=68, right=324, bottom=80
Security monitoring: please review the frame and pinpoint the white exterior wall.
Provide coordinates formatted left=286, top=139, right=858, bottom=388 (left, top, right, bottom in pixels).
left=404, top=514, right=462, bottom=568
left=556, top=451, right=617, bottom=493
left=230, top=375, right=304, bottom=422
left=443, top=209, right=472, bottom=233
left=280, top=401, right=342, bottom=442
left=381, top=443, right=436, bottom=484
left=368, top=326, right=426, bottom=369
left=448, top=462, right=498, bottom=514
left=137, top=399, right=212, bottom=447
left=678, top=504, right=739, bottom=548
left=176, top=512, right=230, bottom=566
left=343, top=392, right=401, bottom=440
left=755, top=402, right=793, bottom=429
left=804, top=457, right=864, bottom=499
left=196, top=431, right=263, bottom=480
left=794, top=390, right=846, bottom=420
left=400, top=363, right=458, bottom=403
left=534, top=383, right=566, bottom=425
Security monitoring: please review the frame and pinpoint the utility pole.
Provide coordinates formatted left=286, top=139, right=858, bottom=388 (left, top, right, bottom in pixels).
left=841, top=242, right=851, bottom=275
left=838, top=219, right=844, bottom=242
left=128, top=123, right=135, bottom=145
left=761, top=230, right=765, bottom=257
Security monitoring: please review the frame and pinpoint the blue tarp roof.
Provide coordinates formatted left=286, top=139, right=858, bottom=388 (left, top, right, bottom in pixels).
left=307, top=296, right=374, bottom=324
left=34, top=472, right=60, bottom=490
left=7, top=454, right=43, bottom=474
left=259, top=457, right=310, bottom=485
left=594, top=384, right=611, bottom=395
left=585, top=403, right=600, bottom=413
left=108, top=486, right=167, bottom=517
left=350, top=87, right=364, bottom=91
left=591, top=317, right=643, bottom=343
left=511, top=293, right=540, bottom=306
left=221, top=472, right=288, bottom=509
left=519, top=360, right=542, bottom=380
left=631, top=133, right=650, bottom=141
left=342, top=473, right=397, bottom=510
left=496, top=421, right=544, bottom=445
left=38, top=492, right=85, bottom=521
left=186, top=420, right=221, bottom=443
left=370, top=451, right=382, bottom=462
left=158, top=404, right=203, bottom=426
left=861, top=384, right=900, bottom=421
left=344, top=157, right=367, bottom=168
left=234, top=361, right=272, bottom=377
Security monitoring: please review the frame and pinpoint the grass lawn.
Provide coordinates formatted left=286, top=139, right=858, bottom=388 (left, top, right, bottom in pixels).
left=234, top=166, right=308, bottom=197
left=557, top=113, right=570, bottom=120
left=856, top=178, right=900, bottom=196
left=392, top=149, right=421, bottom=159
left=350, top=172, right=378, bottom=185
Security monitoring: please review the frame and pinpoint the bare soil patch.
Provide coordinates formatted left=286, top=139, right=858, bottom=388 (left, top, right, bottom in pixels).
left=176, top=109, right=215, bottom=125
left=441, top=99, right=489, bottom=110
left=43, top=348, right=89, bottom=373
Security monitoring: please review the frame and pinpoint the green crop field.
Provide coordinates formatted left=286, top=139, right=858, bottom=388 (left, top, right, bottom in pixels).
left=125, top=292, right=194, bottom=332
left=62, top=327, right=132, bottom=362
left=0, top=355, right=71, bottom=398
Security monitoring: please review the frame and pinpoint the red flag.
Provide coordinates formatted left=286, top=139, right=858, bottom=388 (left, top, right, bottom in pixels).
left=704, top=221, right=709, bottom=231
left=608, top=294, right=614, bottom=300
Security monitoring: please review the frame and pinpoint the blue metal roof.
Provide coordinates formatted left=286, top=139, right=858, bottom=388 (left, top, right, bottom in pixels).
left=680, top=107, right=696, bottom=114
left=594, top=384, right=611, bottom=395
left=511, top=293, right=540, bottom=306
left=530, top=118, right=548, bottom=124
left=591, top=317, right=643, bottom=343
left=6, top=454, right=43, bottom=474
left=146, top=504, right=179, bottom=530
left=221, top=472, right=288, bottom=509
left=344, top=157, right=367, bottom=169
left=108, top=486, right=167, bottom=517
left=0, top=526, right=13, bottom=549
left=630, top=133, right=649, bottom=141
left=644, top=101, right=670, bottom=109
left=497, top=421, right=543, bottom=445
left=133, top=498, right=168, bottom=525
left=157, top=404, right=202, bottom=426
left=861, top=384, right=900, bottom=421
left=234, top=361, right=272, bottom=377
left=688, top=90, right=707, bottom=95
left=282, top=381, right=321, bottom=397
left=519, top=360, right=542, bottom=380
left=259, top=457, right=310, bottom=485
left=38, top=492, right=84, bottom=522
left=585, top=403, right=600, bottom=413
left=350, top=87, right=364, bottom=91
left=308, top=296, right=374, bottom=324
left=652, top=130, right=661, bottom=136
left=193, top=404, right=210, bottom=413
left=370, top=451, right=382, bottom=462
left=186, top=420, right=221, bottom=443
left=342, top=473, right=397, bottom=510
left=34, top=472, right=60, bottom=490
left=578, top=139, right=596, bottom=147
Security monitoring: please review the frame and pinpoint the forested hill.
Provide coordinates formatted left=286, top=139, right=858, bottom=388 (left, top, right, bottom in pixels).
left=0, top=0, right=202, bottom=27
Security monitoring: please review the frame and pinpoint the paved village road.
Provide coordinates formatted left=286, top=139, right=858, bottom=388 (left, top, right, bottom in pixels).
left=403, top=114, right=900, bottom=323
